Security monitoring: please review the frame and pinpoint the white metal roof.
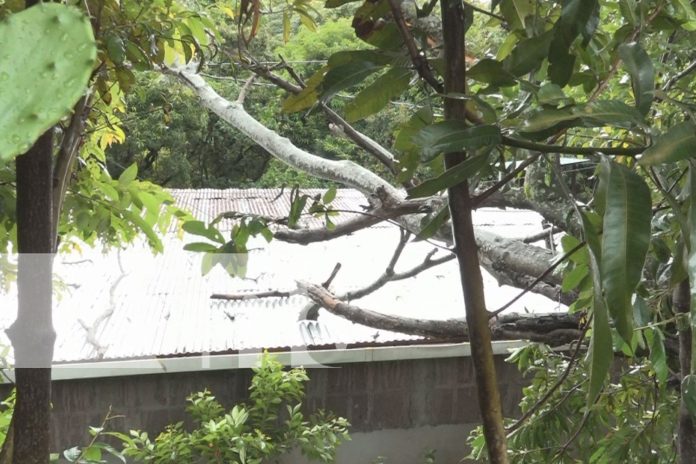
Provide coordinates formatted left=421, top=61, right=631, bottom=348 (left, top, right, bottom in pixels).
left=0, top=189, right=564, bottom=364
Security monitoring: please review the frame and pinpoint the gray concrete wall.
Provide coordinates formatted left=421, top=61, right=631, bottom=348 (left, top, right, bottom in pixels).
left=48, top=355, right=525, bottom=460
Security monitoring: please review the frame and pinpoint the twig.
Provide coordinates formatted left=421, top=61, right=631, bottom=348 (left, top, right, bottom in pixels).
left=519, top=227, right=561, bottom=244
left=211, top=289, right=295, bottom=300
left=387, top=0, right=443, bottom=93
left=662, top=60, right=696, bottom=91
left=322, top=263, right=342, bottom=288
left=464, top=1, right=505, bottom=21
left=236, top=74, right=258, bottom=104
left=473, top=153, right=541, bottom=207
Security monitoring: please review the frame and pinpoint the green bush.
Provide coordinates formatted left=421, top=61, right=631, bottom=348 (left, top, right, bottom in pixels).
left=61, top=354, right=350, bottom=463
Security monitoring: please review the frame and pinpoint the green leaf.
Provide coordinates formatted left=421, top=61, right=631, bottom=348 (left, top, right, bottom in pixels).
left=647, top=327, right=668, bottom=384
left=639, top=122, right=696, bottom=165
left=344, top=67, right=411, bottom=122
left=282, top=67, right=328, bottom=113
left=687, top=166, right=696, bottom=370
left=106, top=34, right=126, bottom=65
left=683, top=375, right=696, bottom=418
left=321, top=61, right=384, bottom=100
left=322, top=186, right=337, bottom=203
left=82, top=446, right=102, bottom=462
left=503, top=31, right=553, bottom=77
left=520, top=100, right=643, bottom=134
left=599, top=160, right=651, bottom=342
left=118, top=164, right=138, bottom=184
left=414, top=122, right=501, bottom=161
left=182, top=220, right=225, bottom=244
left=417, top=206, right=450, bottom=240
left=325, top=0, right=361, bottom=7
left=184, top=242, right=220, bottom=252
left=0, top=3, right=97, bottom=162
left=467, top=59, right=516, bottom=87
left=618, top=42, right=655, bottom=115
left=407, top=154, right=489, bottom=198
left=587, top=288, right=613, bottom=405
left=580, top=100, right=644, bottom=128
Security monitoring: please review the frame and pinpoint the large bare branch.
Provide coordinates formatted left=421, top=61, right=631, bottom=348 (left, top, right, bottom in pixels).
left=166, top=64, right=402, bottom=203
left=298, top=281, right=583, bottom=345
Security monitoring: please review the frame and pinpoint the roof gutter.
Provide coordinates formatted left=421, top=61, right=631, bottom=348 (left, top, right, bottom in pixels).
left=7, top=340, right=526, bottom=382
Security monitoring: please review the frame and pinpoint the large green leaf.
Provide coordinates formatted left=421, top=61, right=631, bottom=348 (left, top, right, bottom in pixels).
left=687, top=166, right=696, bottom=373
left=581, top=210, right=613, bottom=405
left=548, top=0, right=599, bottom=86
left=503, top=31, right=553, bottom=77
left=320, top=61, right=384, bottom=100
left=599, top=160, right=651, bottom=342
left=618, top=42, right=655, bottom=116
left=0, top=3, right=97, bottom=161
left=467, top=59, right=517, bottom=87
left=407, top=154, right=489, bottom=198
left=414, top=122, right=501, bottom=161
left=282, top=66, right=328, bottom=112
left=520, top=100, right=643, bottom=134
left=344, top=67, right=411, bottom=122
left=580, top=100, right=644, bottom=127
left=638, top=122, right=696, bottom=165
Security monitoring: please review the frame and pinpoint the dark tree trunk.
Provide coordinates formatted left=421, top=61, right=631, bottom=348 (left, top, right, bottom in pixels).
left=6, top=128, right=56, bottom=464
left=440, top=1, right=508, bottom=462
left=674, top=280, right=696, bottom=464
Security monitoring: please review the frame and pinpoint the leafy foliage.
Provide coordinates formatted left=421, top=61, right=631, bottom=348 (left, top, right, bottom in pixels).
left=61, top=354, right=350, bottom=464
left=468, top=344, right=679, bottom=463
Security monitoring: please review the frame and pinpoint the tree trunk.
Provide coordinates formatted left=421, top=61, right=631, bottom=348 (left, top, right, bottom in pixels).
left=6, top=128, right=56, bottom=464
left=440, top=1, right=508, bottom=462
left=674, top=280, right=696, bottom=464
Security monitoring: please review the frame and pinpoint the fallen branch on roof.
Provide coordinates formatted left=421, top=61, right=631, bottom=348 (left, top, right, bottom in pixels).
left=273, top=198, right=431, bottom=244
left=297, top=281, right=584, bottom=346
left=211, top=289, right=296, bottom=301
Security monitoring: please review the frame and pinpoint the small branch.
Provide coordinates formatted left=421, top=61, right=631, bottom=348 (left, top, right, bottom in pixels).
left=236, top=74, right=258, bottom=104
left=662, top=60, right=696, bottom=91
left=246, top=62, right=400, bottom=175
left=273, top=198, right=431, bottom=244
left=387, top=0, right=444, bottom=93
left=464, top=0, right=505, bottom=21
left=473, top=153, right=541, bottom=208
left=211, top=290, right=295, bottom=301
left=322, top=262, right=342, bottom=288
left=519, top=227, right=561, bottom=244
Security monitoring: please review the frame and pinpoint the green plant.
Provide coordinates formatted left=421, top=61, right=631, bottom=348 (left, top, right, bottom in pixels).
left=100, top=354, right=350, bottom=463
left=467, top=344, right=678, bottom=463
left=0, top=3, right=96, bottom=160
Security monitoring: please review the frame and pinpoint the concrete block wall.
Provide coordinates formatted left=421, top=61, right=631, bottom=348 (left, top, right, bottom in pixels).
left=47, top=355, right=526, bottom=455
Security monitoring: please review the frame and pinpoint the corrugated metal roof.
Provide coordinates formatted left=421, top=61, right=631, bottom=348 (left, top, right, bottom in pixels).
left=168, top=188, right=372, bottom=231
left=0, top=189, right=564, bottom=364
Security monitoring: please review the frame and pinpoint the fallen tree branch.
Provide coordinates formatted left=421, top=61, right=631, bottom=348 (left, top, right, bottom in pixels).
left=211, top=290, right=295, bottom=301
left=298, top=281, right=584, bottom=345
